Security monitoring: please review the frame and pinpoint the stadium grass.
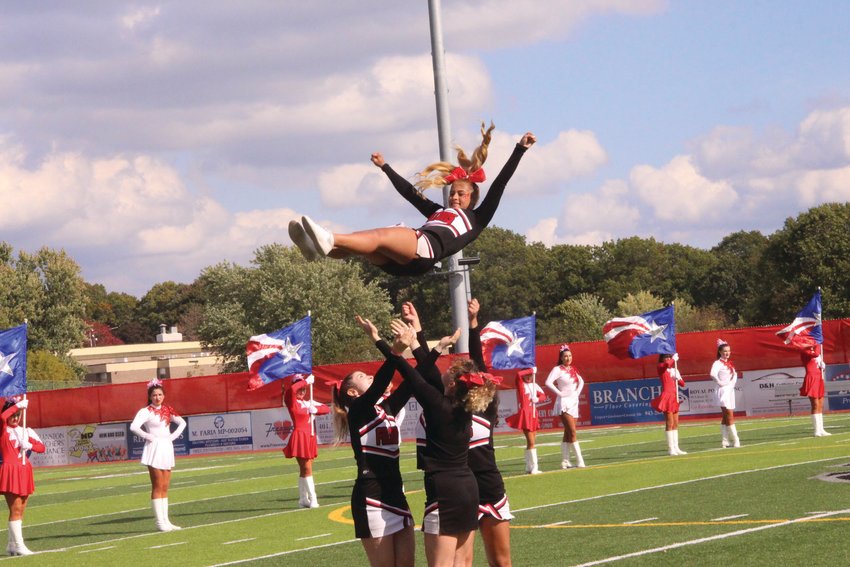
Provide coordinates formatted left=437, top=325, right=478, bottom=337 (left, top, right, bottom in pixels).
left=8, top=413, right=849, bottom=566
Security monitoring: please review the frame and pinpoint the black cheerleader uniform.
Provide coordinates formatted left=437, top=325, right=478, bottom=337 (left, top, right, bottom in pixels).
left=378, top=143, right=529, bottom=276
left=348, top=340, right=414, bottom=539
left=393, top=356, right=478, bottom=535
left=467, top=326, right=513, bottom=521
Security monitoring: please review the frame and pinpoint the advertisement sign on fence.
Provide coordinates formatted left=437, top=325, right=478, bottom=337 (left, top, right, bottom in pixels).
left=187, top=412, right=253, bottom=454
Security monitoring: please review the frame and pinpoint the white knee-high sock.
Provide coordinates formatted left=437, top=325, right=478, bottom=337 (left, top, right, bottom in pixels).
left=571, top=442, right=585, bottom=467
left=162, top=498, right=180, bottom=530
left=721, top=424, right=729, bottom=447
left=666, top=430, right=676, bottom=455
left=526, top=448, right=540, bottom=474
left=728, top=424, right=740, bottom=447
left=9, top=520, right=31, bottom=555
left=152, top=498, right=169, bottom=531
left=297, top=477, right=309, bottom=507
left=560, top=442, right=572, bottom=469
left=673, top=429, right=687, bottom=454
left=305, top=475, right=319, bottom=508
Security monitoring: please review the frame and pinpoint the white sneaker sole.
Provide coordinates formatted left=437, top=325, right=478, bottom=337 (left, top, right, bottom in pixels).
left=289, top=220, right=319, bottom=261
left=302, top=216, right=333, bottom=256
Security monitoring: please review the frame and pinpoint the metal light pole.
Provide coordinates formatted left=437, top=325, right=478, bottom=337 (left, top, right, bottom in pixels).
left=427, top=0, right=470, bottom=353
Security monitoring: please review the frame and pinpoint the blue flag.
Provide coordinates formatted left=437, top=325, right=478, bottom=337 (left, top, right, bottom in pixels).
left=0, top=324, right=27, bottom=397
left=603, top=305, right=676, bottom=359
left=245, top=316, right=312, bottom=390
left=480, top=315, right=536, bottom=370
left=777, top=291, right=823, bottom=348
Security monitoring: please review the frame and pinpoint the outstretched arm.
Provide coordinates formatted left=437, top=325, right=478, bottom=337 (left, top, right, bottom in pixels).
left=474, top=132, right=536, bottom=226
left=375, top=153, right=441, bottom=218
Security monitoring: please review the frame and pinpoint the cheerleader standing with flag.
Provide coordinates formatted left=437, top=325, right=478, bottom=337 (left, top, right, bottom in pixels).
left=545, top=345, right=586, bottom=468
left=710, top=339, right=741, bottom=448
left=506, top=367, right=546, bottom=474
left=130, top=379, right=187, bottom=532
left=331, top=317, right=415, bottom=566
left=651, top=353, right=687, bottom=456
left=0, top=398, right=44, bottom=555
left=283, top=374, right=330, bottom=508
left=799, top=344, right=831, bottom=436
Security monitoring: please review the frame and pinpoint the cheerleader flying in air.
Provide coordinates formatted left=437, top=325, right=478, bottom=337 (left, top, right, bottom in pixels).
left=289, top=124, right=536, bottom=276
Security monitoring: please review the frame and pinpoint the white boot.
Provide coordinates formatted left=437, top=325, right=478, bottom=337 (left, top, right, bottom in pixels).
left=8, top=520, right=32, bottom=556
left=666, top=430, right=677, bottom=456
left=526, top=449, right=541, bottom=474
left=297, top=477, right=310, bottom=508
left=6, top=521, right=16, bottom=556
left=571, top=442, right=586, bottom=468
left=814, top=413, right=831, bottom=436
left=560, top=442, right=572, bottom=469
left=721, top=424, right=729, bottom=448
left=304, top=475, right=319, bottom=508
left=728, top=424, right=741, bottom=447
left=673, top=430, right=687, bottom=455
left=152, top=498, right=170, bottom=532
left=162, top=498, right=181, bottom=530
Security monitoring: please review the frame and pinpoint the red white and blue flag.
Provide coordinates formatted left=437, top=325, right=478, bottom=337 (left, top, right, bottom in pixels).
left=0, top=324, right=27, bottom=398
left=776, top=291, right=823, bottom=348
left=480, top=315, right=536, bottom=370
left=246, top=316, right=312, bottom=391
left=603, top=305, right=676, bottom=360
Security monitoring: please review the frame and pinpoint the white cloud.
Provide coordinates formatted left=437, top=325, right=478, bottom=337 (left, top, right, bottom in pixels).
left=631, top=155, right=738, bottom=222
left=525, top=180, right=639, bottom=246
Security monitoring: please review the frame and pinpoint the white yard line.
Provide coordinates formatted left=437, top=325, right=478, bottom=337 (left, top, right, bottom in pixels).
left=513, top=455, right=850, bottom=514
left=206, top=539, right=358, bottom=566
left=711, top=514, right=749, bottom=521
left=78, top=546, right=115, bottom=554
left=149, top=542, right=187, bottom=549
left=623, top=517, right=657, bottom=524
left=222, top=538, right=256, bottom=545
left=296, top=533, right=332, bottom=541
left=569, top=509, right=850, bottom=566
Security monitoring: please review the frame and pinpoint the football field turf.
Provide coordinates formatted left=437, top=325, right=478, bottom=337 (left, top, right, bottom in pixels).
left=10, top=413, right=850, bottom=566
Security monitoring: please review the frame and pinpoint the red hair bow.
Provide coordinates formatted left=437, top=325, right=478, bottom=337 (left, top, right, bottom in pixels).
left=457, top=372, right=501, bottom=386
left=443, top=166, right=486, bottom=184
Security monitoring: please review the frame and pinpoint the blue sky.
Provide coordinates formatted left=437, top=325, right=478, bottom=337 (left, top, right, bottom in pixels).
left=1, top=1, right=849, bottom=295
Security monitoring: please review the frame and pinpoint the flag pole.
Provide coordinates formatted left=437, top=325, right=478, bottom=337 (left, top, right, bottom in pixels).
left=21, top=319, right=28, bottom=464
left=307, top=311, right=315, bottom=437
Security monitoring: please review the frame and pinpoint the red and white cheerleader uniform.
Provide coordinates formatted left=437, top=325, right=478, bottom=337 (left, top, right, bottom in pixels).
left=130, top=402, right=187, bottom=531
left=0, top=399, right=45, bottom=555
left=545, top=364, right=585, bottom=468
left=799, top=344, right=830, bottom=436
left=506, top=368, right=546, bottom=474
left=651, top=358, right=687, bottom=455
left=283, top=378, right=330, bottom=508
left=349, top=340, right=414, bottom=539
left=710, top=357, right=740, bottom=447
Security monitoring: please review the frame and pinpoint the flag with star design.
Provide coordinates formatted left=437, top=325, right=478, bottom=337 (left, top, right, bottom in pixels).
left=776, top=290, right=822, bottom=349
left=0, top=324, right=27, bottom=397
left=480, top=315, right=536, bottom=370
left=603, top=305, right=676, bottom=360
left=246, top=316, right=312, bottom=391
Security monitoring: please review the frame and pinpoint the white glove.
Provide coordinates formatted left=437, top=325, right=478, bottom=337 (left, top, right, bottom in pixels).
left=532, top=366, right=537, bottom=374
left=305, top=374, right=315, bottom=385
left=308, top=406, right=318, bottom=415
left=817, top=356, right=826, bottom=370
left=672, top=353, right=679, bottom=362
left=16, top=399, right=29, bottom=410
left=20, top=439, right=33, bottom=451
